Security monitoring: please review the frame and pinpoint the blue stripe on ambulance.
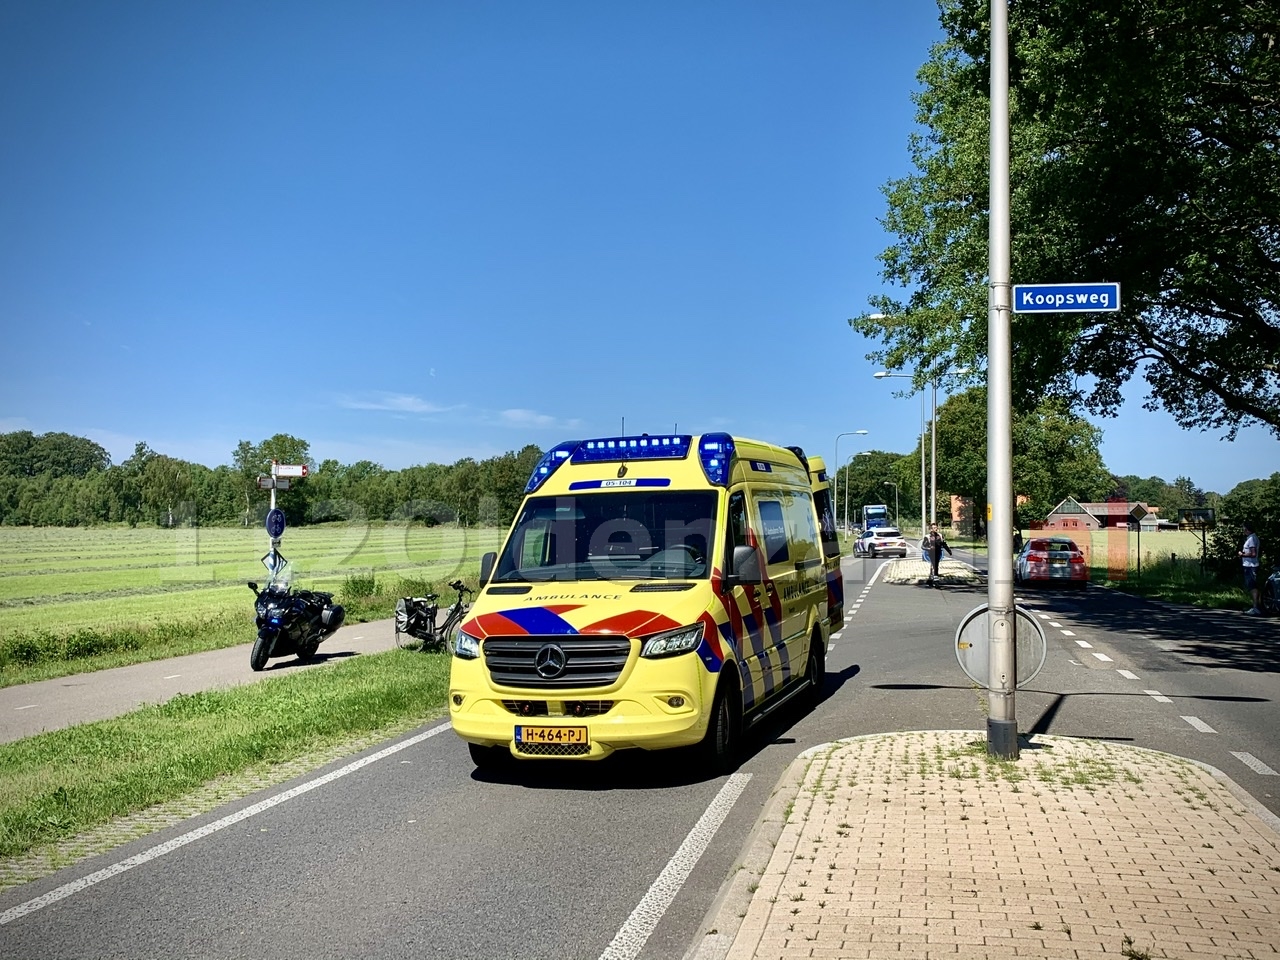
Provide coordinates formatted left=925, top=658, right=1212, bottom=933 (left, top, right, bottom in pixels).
left=498, top=607, right=580, bottom=635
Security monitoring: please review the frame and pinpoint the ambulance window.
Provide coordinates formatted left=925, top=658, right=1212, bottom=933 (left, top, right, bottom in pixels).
left=813, top=487, right=839, bottom=558
left=519, top=524, right=550, bottom=568
left=783, top=492, right=820, bottom=564
left=757, top=500, right=790, bottom=565
left=725, top=491, right=747, bottom=566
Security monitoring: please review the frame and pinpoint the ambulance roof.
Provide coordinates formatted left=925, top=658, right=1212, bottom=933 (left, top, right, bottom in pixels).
left=523, top=433, right=810, bottom=495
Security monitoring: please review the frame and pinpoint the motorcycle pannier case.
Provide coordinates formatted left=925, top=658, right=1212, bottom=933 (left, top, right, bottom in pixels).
left=321, top=604, right=345, bottom=632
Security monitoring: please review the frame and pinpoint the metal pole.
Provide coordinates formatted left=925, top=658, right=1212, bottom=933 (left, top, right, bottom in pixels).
left=919, top=392, right=927, bottom=538
left=987, top=0, right=1017, bottom=759
left=834, top=435, right=843, bottom=531
left=930, top=380, right=938, bottom=526
left=844, top=460, right=850, bottom=536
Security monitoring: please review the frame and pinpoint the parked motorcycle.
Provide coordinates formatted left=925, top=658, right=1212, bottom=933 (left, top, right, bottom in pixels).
left=246, top=562, right=345, bottom=671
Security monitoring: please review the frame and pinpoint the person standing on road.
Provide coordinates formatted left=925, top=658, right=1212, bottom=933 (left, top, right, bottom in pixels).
left=1240, top=522, right=1262, bottom=615
left=923, top=523, right=953, bottom=586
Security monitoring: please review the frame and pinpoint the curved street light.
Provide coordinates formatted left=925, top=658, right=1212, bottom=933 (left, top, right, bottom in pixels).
left=873, top=371, right=926, bottom=535
left=833, top=430, right=868, bottom=531
left=883, top=480, right=899, bottom=526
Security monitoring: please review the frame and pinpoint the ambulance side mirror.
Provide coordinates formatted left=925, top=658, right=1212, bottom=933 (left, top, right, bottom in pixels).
left=729, top=545, right=762, bottom=585
left=479, top=551, right=496, bottom=585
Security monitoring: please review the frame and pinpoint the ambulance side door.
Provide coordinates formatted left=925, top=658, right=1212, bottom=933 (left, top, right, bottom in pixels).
left=724, top=488, right=766, bottom=709
left=753, top=491, right=802, bottom=687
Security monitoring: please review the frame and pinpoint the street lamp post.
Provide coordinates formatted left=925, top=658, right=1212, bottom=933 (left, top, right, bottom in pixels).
left=844, top=450, right=873, bottom=533
left=873, top=372, right=926, bottom=536
left=833, top=430, right=868, bottom=531
left=884, top=481, right=899, bottom=526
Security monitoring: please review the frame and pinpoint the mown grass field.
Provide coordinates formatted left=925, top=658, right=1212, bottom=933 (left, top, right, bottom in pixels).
left=0, top=523, right=503, bottom=686
left=0, top=523, right=504, bottom=635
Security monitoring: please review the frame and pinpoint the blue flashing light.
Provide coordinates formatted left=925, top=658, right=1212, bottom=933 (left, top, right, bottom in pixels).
left=698, top=433, right=736, bottom=486
left=570, top=435, right=693, bottom=463
left=525, top=440, right=581, bottom=493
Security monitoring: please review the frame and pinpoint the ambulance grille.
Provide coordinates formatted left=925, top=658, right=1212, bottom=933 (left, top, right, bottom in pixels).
left=500, top=700, right=615, bottom=717
left=483, top=636, right=632, bottom=689
left=515, top=741, right=592, bottom=757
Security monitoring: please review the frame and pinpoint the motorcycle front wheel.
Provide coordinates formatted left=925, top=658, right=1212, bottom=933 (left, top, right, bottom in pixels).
left=250, top=633, right=272, bottom=672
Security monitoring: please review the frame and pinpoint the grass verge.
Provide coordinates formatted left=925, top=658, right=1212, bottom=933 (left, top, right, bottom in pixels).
left=0, top=648, right=450, bottom=860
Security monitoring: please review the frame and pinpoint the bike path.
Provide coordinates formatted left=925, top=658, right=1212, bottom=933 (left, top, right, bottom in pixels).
left=0, top=617, right=398, bottom=745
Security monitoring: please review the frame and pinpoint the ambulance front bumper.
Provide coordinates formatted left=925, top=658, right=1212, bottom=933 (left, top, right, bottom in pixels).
left=448, top=654, right=718, bottom=759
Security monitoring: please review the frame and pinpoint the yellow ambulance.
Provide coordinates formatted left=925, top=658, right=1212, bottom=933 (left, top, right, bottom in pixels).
left=448, top=433, right=837, bottom=773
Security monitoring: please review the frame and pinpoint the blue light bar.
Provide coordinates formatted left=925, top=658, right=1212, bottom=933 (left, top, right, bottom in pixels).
left=525, top=440, right=581, bottom=493
left=570, top=435, right=693, bottom=464
left=698, top=433, right=736, bottom=486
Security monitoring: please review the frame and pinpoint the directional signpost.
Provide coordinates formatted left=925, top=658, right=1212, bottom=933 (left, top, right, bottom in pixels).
left=1012, top=282, right=1121, bottom=313
left=258, top=462, right=308, bottom=578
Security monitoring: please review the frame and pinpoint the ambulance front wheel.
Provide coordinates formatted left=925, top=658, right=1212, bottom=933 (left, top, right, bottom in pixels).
left=693, top=680, right=741, bottom=776
left=468, top=742, right=511, bottom=772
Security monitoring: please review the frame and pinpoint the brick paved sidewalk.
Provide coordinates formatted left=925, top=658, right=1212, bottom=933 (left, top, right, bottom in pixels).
left=692, top=731, right=1280, bottom=960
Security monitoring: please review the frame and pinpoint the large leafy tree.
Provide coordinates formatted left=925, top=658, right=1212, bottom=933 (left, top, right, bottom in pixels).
left=933, top=387, right=1113, bottom=524
left=852, top=0, right=1280, bottom=439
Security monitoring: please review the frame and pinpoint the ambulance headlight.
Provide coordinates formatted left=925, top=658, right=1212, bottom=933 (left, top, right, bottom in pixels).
left=453, top=628, right=481, bottom=660
left=640, top=624, right=703, bottom=659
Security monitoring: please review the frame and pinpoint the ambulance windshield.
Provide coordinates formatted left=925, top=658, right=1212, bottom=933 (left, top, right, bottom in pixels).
left=493, top=491, right=718, bottom=582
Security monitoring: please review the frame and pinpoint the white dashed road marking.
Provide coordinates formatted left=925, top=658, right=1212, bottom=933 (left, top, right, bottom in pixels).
left=1075, top=640, right=1092, bottom=648
left=14, top=705, right=36, bottom=711
left=1181, top=716, right=1217, bottom=733
left=1091, top=652, right=1113, bottom=663
left=1145, top=691, right=1173, bottom=703
left=1060, top=629, right=1075, bottom=636
left=1037, top=613, right=1052, bottom=619
left=1117, top=670, right=1139, bottom=680
left=600, top=773, right=751, bottom=960
left=1048, top=621, right=1062, bottom=627
left=164, top=675, right=181, bottom=680
left=1231, top=752, right=1279, bottom=776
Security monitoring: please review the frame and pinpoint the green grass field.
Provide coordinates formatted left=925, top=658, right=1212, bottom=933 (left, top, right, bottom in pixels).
left=0, top=523, right=504, bottom=635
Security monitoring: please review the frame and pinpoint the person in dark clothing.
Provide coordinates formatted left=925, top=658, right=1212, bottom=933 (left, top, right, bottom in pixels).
left=923, top=523, right=953, bottom=585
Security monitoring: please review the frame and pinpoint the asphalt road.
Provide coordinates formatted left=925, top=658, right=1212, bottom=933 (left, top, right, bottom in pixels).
left=2, top=556, right=1278, bottom=959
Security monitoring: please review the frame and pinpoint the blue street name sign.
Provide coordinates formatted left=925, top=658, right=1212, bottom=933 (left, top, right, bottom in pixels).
left=1012, top=282, right=1121, bottom=313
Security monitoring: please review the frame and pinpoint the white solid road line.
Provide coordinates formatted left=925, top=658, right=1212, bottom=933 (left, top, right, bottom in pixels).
left=1231, top=752, right=1279, bottom=776
left=0, top=722, right=454, bottom=927
left=599, top=772, right=751, bottom=960
left=1181, top=716, right=1217, bottom=734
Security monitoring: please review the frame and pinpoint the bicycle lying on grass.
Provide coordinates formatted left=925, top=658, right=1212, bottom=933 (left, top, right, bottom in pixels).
left=394, top=580, right=473, bottom=651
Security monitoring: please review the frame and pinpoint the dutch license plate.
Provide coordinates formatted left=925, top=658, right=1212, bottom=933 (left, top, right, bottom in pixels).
left=516, top=725, right=588, bottom=745
left=1050, top=558, right=1067, bottom=565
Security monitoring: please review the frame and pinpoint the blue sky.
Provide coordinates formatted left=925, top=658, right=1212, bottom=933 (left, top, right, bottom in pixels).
left=0, top=1, right=1273, bottom=495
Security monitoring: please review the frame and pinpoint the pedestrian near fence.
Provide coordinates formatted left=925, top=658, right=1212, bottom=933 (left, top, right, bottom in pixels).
left=923, top=523, right=952, bottom=586
left=1240, top=522, right=1262, bottom=615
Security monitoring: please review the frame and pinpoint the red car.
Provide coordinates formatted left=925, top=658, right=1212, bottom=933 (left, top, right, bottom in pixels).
left=1014, top=536, right=1088, bottom=587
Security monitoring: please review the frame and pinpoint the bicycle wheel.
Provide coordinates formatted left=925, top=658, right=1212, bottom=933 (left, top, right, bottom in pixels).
left=435, top=606, right=467, bottom=653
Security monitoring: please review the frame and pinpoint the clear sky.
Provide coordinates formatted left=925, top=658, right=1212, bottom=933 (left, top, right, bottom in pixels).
left=0, top=1, right=1273, bottom=495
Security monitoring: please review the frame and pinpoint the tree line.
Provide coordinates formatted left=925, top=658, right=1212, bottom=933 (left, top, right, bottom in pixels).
left=0, top=430, right=545, bottom=528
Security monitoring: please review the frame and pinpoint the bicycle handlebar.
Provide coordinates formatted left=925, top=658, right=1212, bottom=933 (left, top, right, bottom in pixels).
left=448, top=579, right=473, bottom=593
